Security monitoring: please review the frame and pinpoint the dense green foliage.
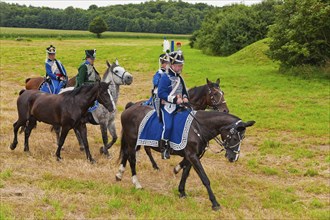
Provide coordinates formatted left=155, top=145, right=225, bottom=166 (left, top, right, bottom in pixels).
left=267, top=0, right=330, bottom=67
left=191, top=0, right=281, bottom=56
left=89, top=16, right=108, bottom=38
left=0, top=1, right=212, bottom=34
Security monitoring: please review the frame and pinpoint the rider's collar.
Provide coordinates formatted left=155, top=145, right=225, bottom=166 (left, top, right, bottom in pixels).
left=169, top=67, right=179, bottom=76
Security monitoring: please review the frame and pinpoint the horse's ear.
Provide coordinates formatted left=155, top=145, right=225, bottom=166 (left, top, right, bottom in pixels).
left=115, top=58, right=119, bottom=65
left=216, top=78, right=220, bottom=85
left=106, top=60, right=111, bottom=68
left=245, top=121, right=255, bottom=127
left=236, top=121, right=255, bottom=132
left=206, top=78, right=211, bottom=86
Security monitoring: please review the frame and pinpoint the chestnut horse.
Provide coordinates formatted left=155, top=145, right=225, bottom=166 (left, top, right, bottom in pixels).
left=144, top=78, right=229, bottom=170
left=25, top=76, right=76, bottom=90
left=10, top=82, right=115, bottom=162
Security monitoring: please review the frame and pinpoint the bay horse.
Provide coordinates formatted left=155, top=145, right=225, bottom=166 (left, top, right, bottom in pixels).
left=189, top=78, right=228, bottom=112
left=25, top=60, right=132, bottom=157
left=72, top=60, right=133, bottom=156
left=144, top=78, right=229, bottom=170
left=10, top=82, right=115, bottom=162
left=116, top=103, right=255, bottom=210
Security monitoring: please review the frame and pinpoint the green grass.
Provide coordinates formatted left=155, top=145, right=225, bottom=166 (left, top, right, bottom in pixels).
left=0, top=28, right=329, bottom=219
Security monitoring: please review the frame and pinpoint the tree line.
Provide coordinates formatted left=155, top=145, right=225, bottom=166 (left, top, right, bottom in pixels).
left=190, top=0, right=329, bottom=70
left=0, top=0, right=212, bottom=34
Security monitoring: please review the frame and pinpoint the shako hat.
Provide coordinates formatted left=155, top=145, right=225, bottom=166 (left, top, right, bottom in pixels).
left=85, top=49, right=96, bottom=59
left=46, top=45, right=56, bottom=54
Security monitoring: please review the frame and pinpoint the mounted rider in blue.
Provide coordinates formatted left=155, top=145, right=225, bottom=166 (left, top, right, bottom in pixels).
left=144, top=53, right=170, bottom=108
left=40, top=45, right=68, bottom=94
left=157, top=50, right=189, bottom=159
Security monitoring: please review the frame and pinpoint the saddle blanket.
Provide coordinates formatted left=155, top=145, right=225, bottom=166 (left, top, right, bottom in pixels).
left=136, top=109, right=196, bottom=151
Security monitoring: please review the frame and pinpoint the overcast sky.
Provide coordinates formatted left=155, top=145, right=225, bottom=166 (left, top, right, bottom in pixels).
left=3, top=0, right=263, bottom=9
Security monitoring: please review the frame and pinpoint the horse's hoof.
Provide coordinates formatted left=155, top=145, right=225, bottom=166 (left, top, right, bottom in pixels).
left=56, top=157, right=62, bottom=162
left=179, top=193, right=187, bottom=198
left=153, top=166, right=160, bottom=171
left=89, top=158, right=96, bottom=164
left=10, top=143, right=16, bottom=150
left=115, top=174, right=122, bottom=181
left=173, top=165, right=182, bottom=175
left=212, top=205, right=221, bottom=211
left=99, top=147, right=104, bottom=154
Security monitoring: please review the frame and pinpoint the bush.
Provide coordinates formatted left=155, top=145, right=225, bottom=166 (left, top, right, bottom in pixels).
left=267, top=0, right=330, bottom=67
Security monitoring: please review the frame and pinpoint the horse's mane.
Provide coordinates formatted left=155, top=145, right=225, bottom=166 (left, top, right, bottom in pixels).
left=102, top=67, right=110, bottom=81
left=61, top=84, right=95, bottom=97
left=188, top=84, right=207, bottom=100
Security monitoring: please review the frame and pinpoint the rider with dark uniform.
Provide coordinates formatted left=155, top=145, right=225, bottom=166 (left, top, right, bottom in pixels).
left=157, top=50, right=189, bottom=159
left=75, top=49, right=100, bottom=88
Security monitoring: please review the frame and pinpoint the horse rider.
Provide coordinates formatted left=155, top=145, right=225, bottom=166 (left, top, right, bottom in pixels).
left=40, top=45, right=68, bottom=94
left=75, top=49, right=101, bottom=88
left=157, top=50, right=189, bottom=159
left=144, top=53, right=170, bottom=106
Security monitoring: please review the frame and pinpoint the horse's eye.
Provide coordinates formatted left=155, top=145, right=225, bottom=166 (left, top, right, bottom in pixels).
left=115, top=70, right=118, bottom=73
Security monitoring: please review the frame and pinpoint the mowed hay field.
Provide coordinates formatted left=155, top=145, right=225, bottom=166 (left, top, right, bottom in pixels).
left=0, top=28, right=329, bottom=219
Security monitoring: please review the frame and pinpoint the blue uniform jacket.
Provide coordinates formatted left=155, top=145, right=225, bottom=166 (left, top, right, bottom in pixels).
left=158, top=69, right=188, bottom=105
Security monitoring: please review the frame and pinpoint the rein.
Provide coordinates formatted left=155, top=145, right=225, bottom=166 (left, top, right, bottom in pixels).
left=182, top=104, right=243, bottom=154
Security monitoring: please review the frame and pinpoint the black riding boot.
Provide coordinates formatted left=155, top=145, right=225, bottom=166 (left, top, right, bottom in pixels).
left=159, top=139, right=170, bottom=160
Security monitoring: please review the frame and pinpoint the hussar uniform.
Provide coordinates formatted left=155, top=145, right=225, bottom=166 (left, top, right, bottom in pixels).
left=75, top=49, right=101, bottom=88
left=157, top=51, right=188, bottom=159
left=40, top=45, right=68, bottom=94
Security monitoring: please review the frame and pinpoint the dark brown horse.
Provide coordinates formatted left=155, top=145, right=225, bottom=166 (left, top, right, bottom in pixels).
left=144, top=78, right=229, bottom=170
left=25, top=76, right=76, bottom=90
left=116, top=103, right=255, bottom=210
left=10, top=82, right=115, bottom=162
left=189, top=78, right=229, bottom=112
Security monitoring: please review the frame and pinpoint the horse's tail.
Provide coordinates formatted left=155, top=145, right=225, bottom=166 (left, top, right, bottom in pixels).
left=117, top=129, right=127, bottom=164
left=125, top=102, right=135, bottom=109
left=25, top=78, right=31, bottom=84
left=19, top=89, right=26, bottom=95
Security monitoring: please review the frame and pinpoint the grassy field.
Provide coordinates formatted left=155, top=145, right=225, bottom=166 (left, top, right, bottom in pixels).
left=0, top=28, right=329, bottom=219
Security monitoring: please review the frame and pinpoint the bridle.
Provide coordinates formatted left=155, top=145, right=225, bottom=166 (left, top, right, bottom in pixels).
left=183, top=104, right=244, bottom=155
left=111, top=65, right=128, bottom=85
left=208, top=86, right=226, bottom=110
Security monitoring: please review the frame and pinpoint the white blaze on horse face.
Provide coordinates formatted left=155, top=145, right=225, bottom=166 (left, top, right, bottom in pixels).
left=234, top=144, right=241, bottom=161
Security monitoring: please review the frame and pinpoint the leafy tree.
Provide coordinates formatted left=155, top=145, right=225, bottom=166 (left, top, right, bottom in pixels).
left=190, top=0, right=281, bottom=56
left=267, top=0, right=330, bottom=67
left=88, top=16, right=108, bottom=38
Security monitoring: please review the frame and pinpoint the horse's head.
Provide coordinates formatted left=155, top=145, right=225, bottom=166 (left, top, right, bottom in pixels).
left=206, top=78, right=229, bottom=113
left=220, top=120, right=255, bottom=162
left=97, top=81, right=116, bottom=113
left=104, top=59, right=133, bottom=85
